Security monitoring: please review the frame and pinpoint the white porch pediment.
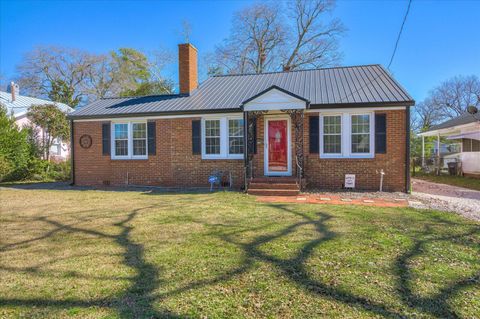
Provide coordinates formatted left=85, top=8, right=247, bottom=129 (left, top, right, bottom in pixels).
left=242, top=87, right=307, bottom=111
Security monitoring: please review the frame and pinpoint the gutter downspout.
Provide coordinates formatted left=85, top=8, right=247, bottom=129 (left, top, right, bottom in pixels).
left=405, top=106, right=411, bottom=193
left=70, top=120, right=75, bottom=186
left=243, top=111, right=248, bottom=192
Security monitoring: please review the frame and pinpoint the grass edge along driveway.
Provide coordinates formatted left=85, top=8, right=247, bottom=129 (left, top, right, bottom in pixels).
left=0, top=186, right=479, bottom=318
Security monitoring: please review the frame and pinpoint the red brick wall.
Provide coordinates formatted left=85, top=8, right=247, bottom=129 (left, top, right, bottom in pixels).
left=303, top=110, right=407, bottom=192
left=74, top=109, right=407, bottom=191
left=73, top=118, right=244, bottom=188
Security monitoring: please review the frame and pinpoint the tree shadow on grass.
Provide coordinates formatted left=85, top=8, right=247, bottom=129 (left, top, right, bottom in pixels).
left=169, top=204, right=479, bottom=318
left=1, top=202, right=479, bottom=318
left=0, top=205, right=184, bottom=318
left=393, top=215, right=480, bottom=318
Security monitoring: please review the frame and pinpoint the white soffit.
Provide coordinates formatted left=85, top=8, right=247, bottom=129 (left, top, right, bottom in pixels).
left=243, top=88, right=307, bottom=111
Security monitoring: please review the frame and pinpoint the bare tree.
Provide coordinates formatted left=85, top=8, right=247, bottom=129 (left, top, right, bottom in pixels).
left=16, top=46, right=96, bottom=107
left=210, top=0, right=344, bottom=74
left=214, top=3, right=285, bottom=74
left=429, top=75, right=480, bottom=119
left=412, top=98, right=444, bottom=131
left=82, top=54, right=118, bottom=102
left=180, top=19, right=192, bottom=43
left=412, top=75, right=480, bottom=132
left=282, top=0, right=345, bottom=71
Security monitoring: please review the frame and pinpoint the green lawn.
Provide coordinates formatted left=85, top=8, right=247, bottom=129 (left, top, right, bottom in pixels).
left=0, top=186, right=479, bottom=318
left=413, top=173, right=480, bottom=191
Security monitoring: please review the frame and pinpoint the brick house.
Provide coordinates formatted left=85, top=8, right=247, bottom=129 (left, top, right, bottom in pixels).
left=69, top=43, right=414, bottom=193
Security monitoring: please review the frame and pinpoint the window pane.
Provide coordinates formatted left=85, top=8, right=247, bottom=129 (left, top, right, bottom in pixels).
left=323, top=116, right=341, bottom=154
left=206, top=137, right=221, bottom=154
left=132, top=123, right=146, bottom=138
left=352, top=134, right=370, bottom=153
left=229, top=119, right=244, bottom=137
left=115, top=140, right=128, bottom=156
left=115, top=124, right=128, bottom=139
left=324, top=135, right=341, bottom=153
left=229, top=119, right=244, bottom=155
left=352, top=115, right=370, bottom=134
left=133, top=139, right=146, bottom=156
left=229, top=137, right=244, bottom=154
left=351, top=115, right=370, bottom=153
left=205, top=120, right=221, bottom=155
left=205, top=120, right=220, bottom=137
left=323, top=116, right=341, bottom=134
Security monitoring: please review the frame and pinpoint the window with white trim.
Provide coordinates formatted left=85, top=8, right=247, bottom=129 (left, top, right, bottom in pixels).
left=320, top=112, right=374, bottom=158
left=202, top=116, right=244, bottom=159
left=114, top=123, right=129, bottom=156
left=205, top=119, right=221, bottom=155
left=351, top=114, right=370, bottom=154
left=112, top=121, right=148, bottom=159
left=323, top=115, right=342, bottom=154
left=132, top=123, right=147, bottom=156
left=228, top=119, right=244, bottom=155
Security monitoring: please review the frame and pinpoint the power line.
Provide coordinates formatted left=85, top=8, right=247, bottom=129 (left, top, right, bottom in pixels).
left=387, top=0, right=412, bottom=70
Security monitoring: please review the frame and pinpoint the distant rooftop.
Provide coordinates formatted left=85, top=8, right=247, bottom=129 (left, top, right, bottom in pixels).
left=426, top=112, right=480, bottom=132
left=0, top=91, right=72, bottom=118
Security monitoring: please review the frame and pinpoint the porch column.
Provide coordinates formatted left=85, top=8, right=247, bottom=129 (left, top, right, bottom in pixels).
left=246, top=111, right=267, bottom=179
left=282, top=109, right=305, bottom=181
left=421, top=135, right=425, bottom=167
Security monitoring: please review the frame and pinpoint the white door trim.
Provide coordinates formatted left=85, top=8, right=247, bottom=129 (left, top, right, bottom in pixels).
left=264, top=115, right=292, bottom=176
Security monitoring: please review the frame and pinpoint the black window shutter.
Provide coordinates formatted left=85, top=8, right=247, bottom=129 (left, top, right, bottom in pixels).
left=309, top=116, right=319, bottom=154
left=147, top=121, right=156, bottom=155
left=102, top=122, right=110, bottom=156
left=375, top=114, right=387, bottom=154
left=192, top=120, right=201, bottom=155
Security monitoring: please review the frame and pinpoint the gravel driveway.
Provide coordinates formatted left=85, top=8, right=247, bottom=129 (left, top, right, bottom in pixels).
left=411, top=178, right=480, bottom=221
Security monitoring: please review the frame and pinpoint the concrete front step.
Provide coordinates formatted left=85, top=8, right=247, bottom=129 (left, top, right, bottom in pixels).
left=249, top=182, right=299, bottom=190
left=248, top=189, right=300, bottom=196
left=250, top=177, right=297, bottom=184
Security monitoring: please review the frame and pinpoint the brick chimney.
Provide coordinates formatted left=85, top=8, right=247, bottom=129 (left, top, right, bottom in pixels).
left=178, top=43, right=198, bottom=95
left=10, top=81, right=19, bottom=102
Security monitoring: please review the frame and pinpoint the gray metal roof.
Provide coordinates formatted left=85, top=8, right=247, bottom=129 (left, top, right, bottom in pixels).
left=70, top=64, right=414, bottom=119
left=427, top=112, right=480, bottom=131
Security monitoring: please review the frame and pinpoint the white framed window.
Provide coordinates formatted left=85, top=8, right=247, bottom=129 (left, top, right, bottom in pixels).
left=202, top=116, right=244, bottom=159
left=112, top=121, right=148, bottom=159
left=132, top=123, right=147, bottom=156
left=321, top=115, right=342, bottom=156
left=351, top=114, right=371, bottom=154
left=228, top=119, right=244, bottom=155
left=205, top=119, right=221, bottom=155
left=319, top=112, right=374, bottom=159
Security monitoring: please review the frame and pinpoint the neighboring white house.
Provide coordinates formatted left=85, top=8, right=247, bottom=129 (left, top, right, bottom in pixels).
left=0, top=82, right=73, bottom=161
left=420, top=112, right=480, bottom=177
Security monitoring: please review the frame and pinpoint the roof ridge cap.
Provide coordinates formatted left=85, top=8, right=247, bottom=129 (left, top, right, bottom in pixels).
left=211, top=64, right=382, bottom=78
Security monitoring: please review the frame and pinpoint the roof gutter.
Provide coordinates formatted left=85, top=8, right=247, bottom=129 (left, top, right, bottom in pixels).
left=68, top=108, right=242, bottom=120
left=309, top=100, right=415, bottom=109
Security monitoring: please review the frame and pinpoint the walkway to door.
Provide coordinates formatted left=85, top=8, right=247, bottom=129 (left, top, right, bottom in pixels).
left=255, top=193, right=409, bottom=207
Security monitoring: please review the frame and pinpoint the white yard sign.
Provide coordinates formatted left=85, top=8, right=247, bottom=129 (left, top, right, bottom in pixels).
left=345, top=174, right=356, bottom=189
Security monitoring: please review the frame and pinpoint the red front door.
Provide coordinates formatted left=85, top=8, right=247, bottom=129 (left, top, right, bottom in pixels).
left=267, top=120, right=288, bottom=172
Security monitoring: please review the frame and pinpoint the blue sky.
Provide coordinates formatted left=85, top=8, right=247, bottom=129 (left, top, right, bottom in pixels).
left=1, top=0, right=479, bottom=102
